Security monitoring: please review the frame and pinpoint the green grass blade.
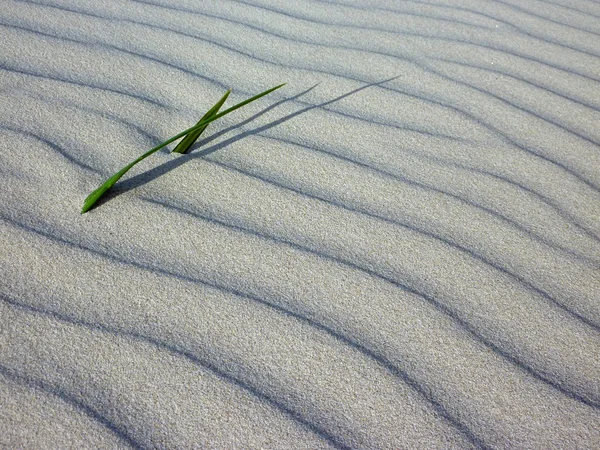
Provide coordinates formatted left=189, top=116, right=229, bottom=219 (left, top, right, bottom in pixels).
left=208, top=83, right=285, bottom=124
left=81, top=144, right=163, bottom=213
left=81, top=83, right=285, bottom=213
left=172, top=88, right=231, bottom=154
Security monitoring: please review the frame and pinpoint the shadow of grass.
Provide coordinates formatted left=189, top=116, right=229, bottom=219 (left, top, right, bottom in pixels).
left=94, top=76, right=399, bottom=209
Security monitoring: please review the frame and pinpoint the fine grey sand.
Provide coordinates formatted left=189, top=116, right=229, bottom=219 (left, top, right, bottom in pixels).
left=1, top=0, right=599, bottom=448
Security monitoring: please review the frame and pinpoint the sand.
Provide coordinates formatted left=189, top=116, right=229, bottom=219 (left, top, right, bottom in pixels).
left=1, top=0, right=599, bottom=448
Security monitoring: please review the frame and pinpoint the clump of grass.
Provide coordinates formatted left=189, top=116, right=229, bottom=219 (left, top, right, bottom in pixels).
left=81, top=83, right=285, bottom=213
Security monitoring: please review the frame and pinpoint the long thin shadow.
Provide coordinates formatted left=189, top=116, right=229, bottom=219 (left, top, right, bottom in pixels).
left=0, top=231, right=484, bottom=448
left=99, top=77, right=399, bottom=206
left=195, top=75, right=401, bottom=155
left=191, top=83, right=322, bottom=149
left=0, top=363, right=143, bottom=449
left=0, top=293, right=349, bottom=449
left=93, top=84, right=314, bottom=207
left=12, top=14, right=597, bottom=197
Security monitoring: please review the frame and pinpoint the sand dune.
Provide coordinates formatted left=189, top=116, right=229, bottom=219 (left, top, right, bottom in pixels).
left=1, top=0, right=599, bottom=448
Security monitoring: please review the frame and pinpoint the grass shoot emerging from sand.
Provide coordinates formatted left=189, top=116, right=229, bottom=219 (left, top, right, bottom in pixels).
left=81, top=83, right=286, bottom=213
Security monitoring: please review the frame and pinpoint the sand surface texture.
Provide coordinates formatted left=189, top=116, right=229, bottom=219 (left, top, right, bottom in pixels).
left=1, top=0, right=599, bottom=448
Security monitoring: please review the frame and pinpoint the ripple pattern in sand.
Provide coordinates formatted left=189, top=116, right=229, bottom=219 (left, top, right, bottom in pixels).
left=1, top=0, right=599, bottom=448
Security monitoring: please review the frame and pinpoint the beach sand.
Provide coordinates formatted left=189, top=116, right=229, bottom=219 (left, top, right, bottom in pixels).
left=1, top=0, right=599, bottom=448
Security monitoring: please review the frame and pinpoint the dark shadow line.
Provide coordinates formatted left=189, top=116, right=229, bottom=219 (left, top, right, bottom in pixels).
left=189, top=115, right=600, bottom=248
left=19, top=89, right=166, bottom=147
left=8, top=3, right=600, bottom=185
left=408, top=63, right=600, bottom=192
left=345, top=0, right=600, bottom=50
left=127, top=0, right=600, bottom=84
left=99, top=89, right=600, bottom=251
left=19, top=0, right=600, bottom=93
left=317, top=0, right=495, bottom=30
left=193, top=87, right=462, bottom=151
left=229, top=0, right=600, bottom=51
left=4, top=0, right=596, bottom=310
left=428, top=59, right=600, bottom=146
left=7, top=99, right=595, bottom=274
left=190, top=83, right=321, bottom=149
left=0, top=363, right=142, bottom=450
left=317, top=0, right=519, bottom=29
left=3, top=0, right=596, bottom=380
left=141, top=196, right=600, bottom=410
left=348, top=85, right=600, bottom=240
left=3, top=12, right=455, bottom=144
left=0, top=282, right=466, bottom=449
left=5, top=56, right=597, bottom=244
left=5, top=47, right=597, bottom=252
left=168, top=6, right=600, bottom=140
left=535, top=0, right=600, bottom=20
left=0, top=126, right=99, bottom=173
left=97, top=77, right=399, bottom=204
left=6, top=86, right=596, bottom=261
left=0, top=64, right=165, bottom=107
left=104, top=7, right=600, bottom=191
left=489, top=0, right=600, bottom=36
left=0, top=216, right=516, bottom=447
left=381, top=80, right=600, bottom=198
left=202, top=158, right=600, bottom=332
left=73, top=66, right=600, bottom=319
left=2, top=213, right=596, bottom=445
left=311, top=0, right=496, bottom=30
left=218, top=129, right=600, bottom=256
left=0, top=22, right=231, bottom=94
left=131, top=0, right=484, bottom=39
left=131, top=131, right=600, bottom=336
left=224, top=0, right=600, bottom=57
left=15, top=3, right=595, bottom=192
left=411, top=0, right=600, bottom=24
left=1, top=89, right=168, bottom=168
left=0, top=293, right=350, bottom=449
left=180, top=102, right=600, bottom=249
left=21, top=53, right=597, bottom=259
left=432, top=56, right=599, bottom=112
left=192, top=75, right=406, bottom=151
left=97, top=74, right=600, bottom=270
left=14, top=0, right=600, bottom=153
left=4, top=108, right=597, bottom=274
